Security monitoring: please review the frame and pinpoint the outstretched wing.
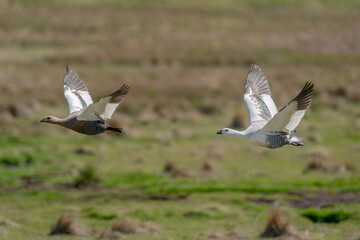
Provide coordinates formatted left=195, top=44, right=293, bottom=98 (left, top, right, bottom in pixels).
left=243, top=64, right=278, bottom=125
left=260, top=81, right=314, bottom=134
left=77, top=84, right=130, bottom=122
left=63, top=66, right=93, bottom=114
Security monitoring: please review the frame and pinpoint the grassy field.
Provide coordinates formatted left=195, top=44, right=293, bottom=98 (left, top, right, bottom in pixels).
left=1, top=0, right=360, bottom=239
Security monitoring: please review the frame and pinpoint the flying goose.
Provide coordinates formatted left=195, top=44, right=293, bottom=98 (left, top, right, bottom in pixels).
left=40, top=66, right=129, bottom=135
left=217, top=64, right=314, bottom=149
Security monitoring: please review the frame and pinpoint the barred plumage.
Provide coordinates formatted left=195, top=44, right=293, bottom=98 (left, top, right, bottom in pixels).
left=217, top=64, right=313, bottom=149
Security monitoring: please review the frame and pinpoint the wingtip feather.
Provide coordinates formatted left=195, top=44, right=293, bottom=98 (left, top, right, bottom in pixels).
left=295, top=81, right=314, bottom=111
left=109, top=84, right=130, bottom=103
left=119, top=83, right=130, bottom=94
left=249, top=64, right=260, bottom=72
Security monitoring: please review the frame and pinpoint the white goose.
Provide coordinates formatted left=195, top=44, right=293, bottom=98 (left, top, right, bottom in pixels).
left=217, top=64, right=314, bottom=149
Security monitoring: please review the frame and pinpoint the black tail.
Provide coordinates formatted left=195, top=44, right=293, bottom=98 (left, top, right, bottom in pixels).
left=105, top=126, right=122, bottom=135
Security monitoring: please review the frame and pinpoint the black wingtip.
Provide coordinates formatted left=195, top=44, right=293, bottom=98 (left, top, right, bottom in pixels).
left=65, top=65, right=70, bottom=73
left=295, top=81, right=314, bottom=110
left=119, top=83, right=130, bottom=94
left=302, top=81, right=314, bottom=95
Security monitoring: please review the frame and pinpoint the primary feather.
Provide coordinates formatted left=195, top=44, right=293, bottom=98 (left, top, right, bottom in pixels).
left=77, top=84, right=130, bottom=122
left=260, top=81, right=314, bottom=134
left=63, top=66, right=93, bottom=114
left=244, top=64, right=278, bottom=124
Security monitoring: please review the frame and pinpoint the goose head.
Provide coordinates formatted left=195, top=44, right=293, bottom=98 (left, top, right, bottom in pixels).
left=40, top=116, right=58, bottom=124
left=217, top=128, right=233, bottom=135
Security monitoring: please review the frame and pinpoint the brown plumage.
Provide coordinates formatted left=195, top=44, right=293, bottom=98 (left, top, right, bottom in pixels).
left=110, top=84, right=130, bottom=103
left=40, top=66, right=129, bottom=135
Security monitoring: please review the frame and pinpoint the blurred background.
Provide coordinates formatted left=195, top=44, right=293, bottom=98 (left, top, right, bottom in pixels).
left=0, top=0, right=360, bottom=239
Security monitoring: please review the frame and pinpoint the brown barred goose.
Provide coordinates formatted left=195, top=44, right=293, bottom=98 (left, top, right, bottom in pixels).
left=40, top=66, right=129, bottom=135
left=217, top=64, right=314, bottom=149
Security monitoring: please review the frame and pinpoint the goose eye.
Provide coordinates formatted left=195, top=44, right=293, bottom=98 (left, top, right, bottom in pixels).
left=225, top=129, right=228, bottom=132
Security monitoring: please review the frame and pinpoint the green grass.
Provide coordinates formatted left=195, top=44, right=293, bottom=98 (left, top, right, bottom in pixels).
left=87, top=212, right=117, bottom=220
left=302, top=209, right=354, bottom=223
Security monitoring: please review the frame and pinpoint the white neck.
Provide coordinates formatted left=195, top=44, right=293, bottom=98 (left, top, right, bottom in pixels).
left=227, top=129, right=249, bottom=139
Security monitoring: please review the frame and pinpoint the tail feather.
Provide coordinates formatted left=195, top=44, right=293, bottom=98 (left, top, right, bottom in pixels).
left=289, top=131, right=306, bottom=146
left=105, top=126, right=122, bottom=135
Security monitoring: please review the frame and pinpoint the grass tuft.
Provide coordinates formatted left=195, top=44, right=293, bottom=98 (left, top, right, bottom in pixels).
left=73, top=165, right=100, bottom=188
left=260, top=207, right=297, bottom=238
left=0, top=154, right=34, bottom=167
left=49, top=215, right=92, bottom=236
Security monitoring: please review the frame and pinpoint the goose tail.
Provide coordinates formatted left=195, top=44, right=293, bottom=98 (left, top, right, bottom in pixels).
left=289, top=131, right=306, bottom=146
left=105, top=126, right=122, bottom=135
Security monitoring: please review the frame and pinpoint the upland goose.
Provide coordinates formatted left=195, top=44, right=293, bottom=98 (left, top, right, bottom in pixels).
left=40, top=66, right=129, bottom=135
left=217, top=64, right=314, bottom=149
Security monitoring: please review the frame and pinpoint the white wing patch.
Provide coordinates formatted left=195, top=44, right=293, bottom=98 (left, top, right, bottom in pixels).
left=260, top=82, right=314, bottom=134
left=76, top=84, right=130, bottom=122
left=64, top=87, right=93, bottom=114
left=63, top=66, right=94, bottom=114
left=285, top=110, right=306, bottom=131
left=77, top=97, right=118, bottom=121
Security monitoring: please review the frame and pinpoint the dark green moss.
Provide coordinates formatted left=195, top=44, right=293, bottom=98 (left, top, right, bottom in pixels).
left=302, top=208, right=353, bottom=223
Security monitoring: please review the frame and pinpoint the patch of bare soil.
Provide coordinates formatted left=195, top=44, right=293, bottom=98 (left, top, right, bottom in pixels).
left=20, top=171, right=70, bottom=188
left=287, top=191, right=360, bottom=209
left=246, top=197, right=277, bottom=205
left=74, top=146, right=95, bottom=155
left=208, top=228, right=245, bottom=239
left=135, top=194, right=189, bottom=201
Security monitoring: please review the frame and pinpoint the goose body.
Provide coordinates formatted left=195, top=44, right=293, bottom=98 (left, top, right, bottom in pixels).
left=217, top=64, right=313, bottom=149
left=40, top=66, right=129, bottom=135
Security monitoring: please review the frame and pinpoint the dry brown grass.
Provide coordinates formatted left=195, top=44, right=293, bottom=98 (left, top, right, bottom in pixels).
left=112, top=218, right=157, bottom=234
left=49, top=214, right=92, bottom=236
left=304, top=159, right=356, bottom=174
left=202, top=160, right=214, bottom=172
left=0, top=216, right=20, bottom=228
left=112, top=218, right=137, bottom=234
left=163, top=161, right=192, bottom=177
left=304, top=148, right=356, bottom=173
left=260, top=207, right=297, bottom=238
